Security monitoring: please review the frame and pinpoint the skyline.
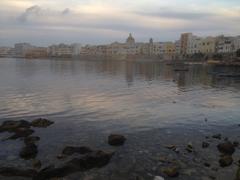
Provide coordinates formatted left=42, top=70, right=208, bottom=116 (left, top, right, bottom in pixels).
left=0, top=0, right=240, bottom=46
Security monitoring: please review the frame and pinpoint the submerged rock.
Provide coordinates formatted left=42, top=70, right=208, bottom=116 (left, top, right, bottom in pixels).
left=24, top=136, right=40, bottom=145
left=212, top=134, right=221, bottom=140
left=202, top=142, right=210, bottom=148
left=19, top=143, right=38, bottom=160
left=62, top=146, right=93, bottom=155
left=186, top=143, right=193, bottom=153
left=217, top=141, right=235, bottom=155
left=162, top=166, right=179, bottom=177
left=108, top=134, right=126, bottom=146
left=32, top=160, right=42, bottom=169
left=7, top=128, right=34, bottom=140
left=219, top=155, right=233, bottom=167
left=31, top=118, right=54, bottom=128
left=34, top=150, right=114, bottom=180
left=0, top=120, right=31, bottom=132
left=0, top=167, right=37, bottom=177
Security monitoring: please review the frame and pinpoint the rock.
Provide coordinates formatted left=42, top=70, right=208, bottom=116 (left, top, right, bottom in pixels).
left=31, top=118, right=54, bottom=128
left=0, top=167, right=37, bottom=177
left=57, top=154, right=66, bottom=159
left=162, top=166, right=179, bottom=177
left=233, top=141, right=239, bottom=147
left=154, top=176, right=165, bottom=180
left=34, top=150, right=114, bottom=180
left=19, top=143, right=38, bottom=160
left=217, top=141, right=235, bottom=155
left=0, top=120, right=31, bottom=132
left=212, top=134, right=221, bottom=140
left=165, top=145, right=176, bottom=150
left=186, top=143, right=193, bottom=153
left=202, top=142, right=210, bottom=148
left=32, top=160, right=42, bottom=169
left=6, top=128, right=34, bottom=140
left=24, top=136, right=40, bottom=145
left=219, top=155, right=233, bottom=167
left=236, top=166, right=240, bottom=180
left=204, top=162, right=211, bottom=167
left=108, top=134, right=126, bottom=146
left=62, top=146, right=93, bottom=155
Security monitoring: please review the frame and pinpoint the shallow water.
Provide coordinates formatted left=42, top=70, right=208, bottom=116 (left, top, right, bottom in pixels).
left=0, top=58, right=240, bottom=180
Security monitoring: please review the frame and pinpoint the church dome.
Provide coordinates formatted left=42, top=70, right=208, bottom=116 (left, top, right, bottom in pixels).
left=126, top=33, right=135, bottom=44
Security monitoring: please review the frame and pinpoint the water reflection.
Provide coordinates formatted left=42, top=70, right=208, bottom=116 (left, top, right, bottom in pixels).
left=0, top=58, right=240, bottom=128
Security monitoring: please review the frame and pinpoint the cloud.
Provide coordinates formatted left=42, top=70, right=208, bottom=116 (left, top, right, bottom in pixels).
left=18, top=5, right=42, bottom=22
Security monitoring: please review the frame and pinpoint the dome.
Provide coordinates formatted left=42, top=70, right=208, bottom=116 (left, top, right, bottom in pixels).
left=126, top=33, right=135, bottom=44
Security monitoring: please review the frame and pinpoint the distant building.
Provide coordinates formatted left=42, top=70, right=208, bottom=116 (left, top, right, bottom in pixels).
left=14, top=43, right=33, bottom=57
left=216, top=35, right=234, bottom=53
left=0, top=47, right=13, bottom=57
left=233, top=36, right=240, bottom=52
left=180, top=33, right=192, bottom=55
left=48, top=44, right=74, bottom=57
left=25, top=47, right=48, bottom=58
left=200, top=37, right=216, bottom=54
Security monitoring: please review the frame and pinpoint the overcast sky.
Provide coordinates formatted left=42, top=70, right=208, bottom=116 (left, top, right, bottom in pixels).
left=0, top=0, right=239, bottom=46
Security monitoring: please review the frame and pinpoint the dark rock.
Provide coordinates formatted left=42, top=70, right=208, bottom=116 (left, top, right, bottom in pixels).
left=19, top=143, right=38, bottom=160
left=217, top=141, right=235, bottom=155
left=204, top=162, right=211, bottom=167
left=62, top=146, right=93, bottom=155
left=34, top=150, right=114, bottom=180
left=108, top=134, right=126, bottom=146
left=0, top=120, right=31, bottom=132
left=212, top=134, right=221, bottom=140
left=186, top=143, right=193, bottom=153
left=162, top=166, right=179, bottom=177
left=7, top=128, right=34, bottom=140
left=233, top=141, right=239, bottom=147
left=202, top=142, right=210, bottom=148
left=236, top=166, right=240, bottom=180
left=219, top=155, right=233, bottom=167
left=31, top=118, right=54, bottom=128
left=0, top=167, right=37, bottom=177
left=24, top=136, right=40, bottom=145
left=32, top=160, right=42, bottom=169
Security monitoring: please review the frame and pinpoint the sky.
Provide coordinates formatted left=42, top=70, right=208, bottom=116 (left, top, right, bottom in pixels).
left=0, top=0, right=239, bottom=46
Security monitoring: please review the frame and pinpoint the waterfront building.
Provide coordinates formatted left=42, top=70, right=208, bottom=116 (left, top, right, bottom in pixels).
left=24, top=47, right=48, bottom=58
left=163, top=42, right=176, bottom=60
left=180, top=33, right=192, bottom=55
left=200, top=37, right=216, bottom=54
left=233, top=36, right=240, bottom=52
left=187, top=35, right=202, bottom=55
left=48, top=44, right=74, bottom=57
left=0, top=47, right=13, bottom=57
left=216, top=35, right=234, bottom=53
left=14, top=43, right=33, bottom=57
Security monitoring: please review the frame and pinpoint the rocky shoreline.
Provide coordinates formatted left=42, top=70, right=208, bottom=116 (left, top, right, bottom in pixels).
left=0, top=119, right=240, bottom=180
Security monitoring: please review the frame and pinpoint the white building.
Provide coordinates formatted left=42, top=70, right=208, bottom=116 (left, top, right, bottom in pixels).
left=216, top=35, right=234, bottom=53
left=233, top=36, right=240, bottom=52
left=48, top=44, right=74, bottom=57
left=187, top=35, right=202, bottom=54
left=0, top=47, right=13, bottom=57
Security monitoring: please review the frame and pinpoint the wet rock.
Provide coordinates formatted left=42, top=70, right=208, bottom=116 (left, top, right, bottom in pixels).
left=31, top=118, right=54, bottom=128
left=154, top=176, right=165, bottom=180
left=204, top=162, right=211, bottom=167
left=233, top=141, right=239, bottom=147
left=7, top=128, right=34, bottom=140
left=32, top=160, right=42, bottom=169
left=236, top=166, right=240, bottom=180
left=0, top=167, right=37, bottom=177
left=24, top=136, right=40, bottom=145
left=34, top=150, right=114, bottom=180
left=57, top=154, right=66, bottom=159
left=0, top=120, right=31, bottom=132
left=202, top=142, right=210, bottom=148
left=162, top=166, right=179, bottom=177
left=62, top=146, right=93, bottom=155
left=19, top=143, right=38, bottom=160
left=219, top=155, right=233, bottom=167
left=212, top=134, right=221, bottom=140
left=186, top=143, right=193, bottom=153
left=217, top=141, right=235, bottom=155
left=108, top=134, right=126, bottom=146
